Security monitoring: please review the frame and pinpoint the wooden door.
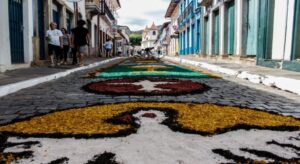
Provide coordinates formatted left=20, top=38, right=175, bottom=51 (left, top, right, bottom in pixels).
left=214, top=10, right=220, bottom=55
left=246, top=0, right=259, bottom=56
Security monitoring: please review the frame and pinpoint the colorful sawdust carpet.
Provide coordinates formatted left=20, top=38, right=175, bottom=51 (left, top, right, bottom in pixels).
left=83, top=78, right=210, bottom=96
left=0, top=102, right=299, bottom=137
left=1, top=103, right=300, bottom=163
left=85, top=60, right=214, bottom=79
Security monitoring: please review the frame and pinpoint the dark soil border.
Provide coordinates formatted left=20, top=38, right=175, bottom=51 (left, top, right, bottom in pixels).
left=213, top=148, right=300, bottom=163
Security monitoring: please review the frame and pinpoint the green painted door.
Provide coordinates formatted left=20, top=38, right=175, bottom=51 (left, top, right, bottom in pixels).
left=293, top=0, right=300, bottom=59
left=187, top=27, right=190, bottom=54
left=214, top=11, right=220, bottom=55
left=227, top=1, right=235, bottom=55
left=9, top=0, right=24, bottom=64
left=205, top=17, right=209, bottom=55
left=246, top=0, right=259, bottom=56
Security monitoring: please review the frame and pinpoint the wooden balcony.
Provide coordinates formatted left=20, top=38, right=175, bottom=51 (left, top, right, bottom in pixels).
left=85, top=0, right=102, bottom=16
left=85, top=0, right=115, bottom=21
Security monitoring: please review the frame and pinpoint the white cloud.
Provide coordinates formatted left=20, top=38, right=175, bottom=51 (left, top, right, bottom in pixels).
left=117, top=0, right=170, bottom=31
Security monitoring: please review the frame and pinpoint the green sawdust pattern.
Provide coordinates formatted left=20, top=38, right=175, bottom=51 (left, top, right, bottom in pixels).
left=94, top=64, right=211, bottom=79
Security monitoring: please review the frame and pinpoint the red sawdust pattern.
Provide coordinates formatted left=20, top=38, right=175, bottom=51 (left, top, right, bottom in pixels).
left=83, top=78, right=210, bottom=96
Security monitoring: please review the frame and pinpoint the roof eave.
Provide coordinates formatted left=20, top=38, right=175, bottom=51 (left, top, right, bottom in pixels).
left=165, top=0, right=179, bottom=18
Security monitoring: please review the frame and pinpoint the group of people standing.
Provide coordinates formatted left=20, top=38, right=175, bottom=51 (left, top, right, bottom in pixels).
left=46, top=20, right=114, bottom=67
left=46, top=20, right=89, bottom=67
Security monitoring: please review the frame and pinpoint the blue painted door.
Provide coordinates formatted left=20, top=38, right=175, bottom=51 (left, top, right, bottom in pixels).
left=214, top=11, right=220, bottom=55
left=53, top=11, right=60, bottom=28
left=38, top=0, right=46, bottom=60
left=293, top=0, right=300, bottom=59
left=205, top=17, right=209, bottom=55
left=192, top=24, right=195, bottom=54
left=227, top=1, right=235, bottom=55
left=179, top=33, right=182, bottom=54
left=66, top=12, right=72, bottom=33
left=183, top=31, right=186, bottom=55
left=197, top=19, right=201, bottom=52
left=187, top=27, right=190, bottom=54
left=246, top=0, right=259, bottom=56
left=52, top=3, right=60, bottom=28
left=9, top=0, right=24, bottom=64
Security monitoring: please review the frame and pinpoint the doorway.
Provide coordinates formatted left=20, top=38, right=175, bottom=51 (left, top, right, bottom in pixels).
left=246, top=0, right=259, bottom=56
left=52, top=2, right=60, bottom=28
left=204, top=17, right=209, bottom=55
left=226, top=1, right=235, bottom=55
left=213, top=10, right=220, bottom=55
left=9, top=0, right=25, bottom=64
left=293, top=0, right=300, bottom=60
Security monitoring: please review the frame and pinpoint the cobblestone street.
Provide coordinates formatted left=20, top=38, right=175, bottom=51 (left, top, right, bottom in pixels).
left=1, top=58, right=300, bottom=163
left=1, top=0, right=300, bottom=163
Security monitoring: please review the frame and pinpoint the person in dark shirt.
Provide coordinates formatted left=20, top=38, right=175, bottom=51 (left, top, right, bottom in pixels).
left=71, top=20, right=90, bottom=66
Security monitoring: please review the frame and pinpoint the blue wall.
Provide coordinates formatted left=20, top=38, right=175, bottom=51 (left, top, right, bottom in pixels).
left=178, top=0, right=201, bottom=55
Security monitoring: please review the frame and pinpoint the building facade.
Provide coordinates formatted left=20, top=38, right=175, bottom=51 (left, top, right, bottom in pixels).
left=0, top=0, right=33, bottom=72
left=141, top=23, right=159, bottom=49
left=0, top=0, right=123, bottom=72
left=34, top=0, right=86, bottom=64
left=199, top=0, right=300, bottom=72
left=154, top=22, right=171, bottom=55
left=0, top=0, right=86, bottom=72
left=165, top=0, right=180, bottom=56
left=87, top=0, right=121, bottom=57
left=116, top=25, right=131, bottom=56
left=178, top=0, right=202, bottom=55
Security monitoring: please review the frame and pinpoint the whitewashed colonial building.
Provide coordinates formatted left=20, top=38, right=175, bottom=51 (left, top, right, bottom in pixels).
left=141, top=23, right=159, bottom=49
left=0, top=0, right=86, bottom=72
left=165, top=0, right=180, bottom=56
left=87, top=0, right=121, bottom=57
left=116, top=25, right=131, bottom=56
left=199, top=0, right=300, bottom=72
left=154, top=22, right=171, bottom=55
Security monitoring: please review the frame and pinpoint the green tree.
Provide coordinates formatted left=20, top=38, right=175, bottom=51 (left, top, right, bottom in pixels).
left=129, top=33, right=142, bottom=46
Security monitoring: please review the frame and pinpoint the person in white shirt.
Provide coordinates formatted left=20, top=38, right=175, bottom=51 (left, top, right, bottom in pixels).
left=46, top=22, right=63, bottom=67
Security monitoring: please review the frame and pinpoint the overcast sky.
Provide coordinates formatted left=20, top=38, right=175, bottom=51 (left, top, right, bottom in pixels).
left=117, top=0, right=170, bottom=31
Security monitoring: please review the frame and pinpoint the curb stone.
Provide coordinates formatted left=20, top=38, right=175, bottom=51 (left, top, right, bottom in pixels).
left=164, top=56, right=300, bottom=95
left=0, top=57, right=125, bottom=98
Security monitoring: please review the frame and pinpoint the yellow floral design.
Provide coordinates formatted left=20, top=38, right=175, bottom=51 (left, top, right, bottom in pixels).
left=0, top=102, right=299, bottom=136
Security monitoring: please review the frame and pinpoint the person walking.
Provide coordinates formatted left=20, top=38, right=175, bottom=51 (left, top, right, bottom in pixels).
left=46, top=22, right=63, bottom=67
left=61, top=28, right=71, bottom=65
left=103, top=38, right=113, bottom=58
left=71, top=20, right=90, bottom=66
left=117, top=46, right=122, bottom=56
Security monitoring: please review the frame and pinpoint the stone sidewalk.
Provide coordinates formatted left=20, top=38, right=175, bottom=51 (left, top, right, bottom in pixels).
left=0, top=57, right=113, bottom=86
left=164, top=55, right=300, bottom=95
left=0, top=57, right=125, bottom=97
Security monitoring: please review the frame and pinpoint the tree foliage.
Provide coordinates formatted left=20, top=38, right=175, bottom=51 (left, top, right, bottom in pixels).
left=129, top=33, right=142, bottom=46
